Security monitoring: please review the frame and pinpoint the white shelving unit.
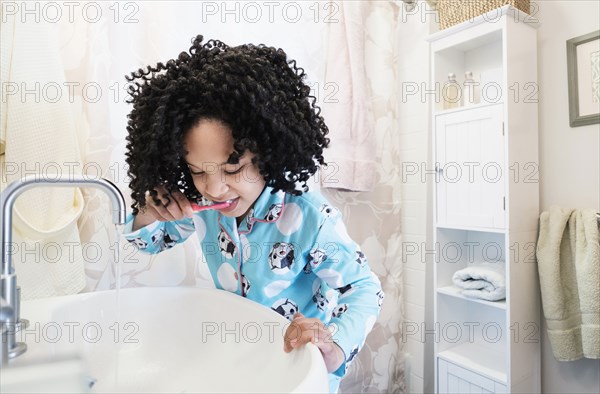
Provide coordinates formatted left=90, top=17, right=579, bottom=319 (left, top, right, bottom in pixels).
left=427, top=6, right=540, bottom=394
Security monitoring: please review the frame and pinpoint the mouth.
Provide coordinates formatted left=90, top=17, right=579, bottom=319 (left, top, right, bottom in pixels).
left=190, top=198, right=239, bottom=212
left=215, top=197, right=239, bottom=212
left=211, top=198, right=237, bottom=205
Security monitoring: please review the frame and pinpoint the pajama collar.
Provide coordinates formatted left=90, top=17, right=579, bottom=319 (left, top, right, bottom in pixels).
left=218, top=186, right=287, bottom=233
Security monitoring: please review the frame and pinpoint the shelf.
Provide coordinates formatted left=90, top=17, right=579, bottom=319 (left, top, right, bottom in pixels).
left=438, top=342, right=507, bottom=384
left=437, top=286, right=506, bottom=310
left=430, top=6, right=541, bottom=391
left=435, top=224, right=506, bottom=234
left=426, top=5, right=539, bottom=44
left=433, top=101, right=504, bottom=117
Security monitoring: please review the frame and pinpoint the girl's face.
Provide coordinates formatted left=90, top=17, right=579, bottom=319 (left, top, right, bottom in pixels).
left=184, top=119, right=266, bottom=222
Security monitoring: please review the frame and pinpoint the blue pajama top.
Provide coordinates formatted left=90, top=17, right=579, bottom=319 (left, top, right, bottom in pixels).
left=122, top=186, right=384, bottom=393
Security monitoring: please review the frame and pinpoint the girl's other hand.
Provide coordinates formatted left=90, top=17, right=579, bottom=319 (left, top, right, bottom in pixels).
left=283, top=313, right=345, bottom=373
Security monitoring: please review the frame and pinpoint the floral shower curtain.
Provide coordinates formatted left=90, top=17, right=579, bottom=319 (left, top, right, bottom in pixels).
left=40, top=1, right=405, bottom=392
left=323, top=3, right=405, bottom=393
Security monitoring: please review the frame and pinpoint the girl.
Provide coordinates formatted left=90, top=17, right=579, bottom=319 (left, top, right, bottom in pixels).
left=122, top=35, right=383, bottom=393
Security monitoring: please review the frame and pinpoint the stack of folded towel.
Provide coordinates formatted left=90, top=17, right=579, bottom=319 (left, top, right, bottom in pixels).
left=452, top=262, right=506, bottom=301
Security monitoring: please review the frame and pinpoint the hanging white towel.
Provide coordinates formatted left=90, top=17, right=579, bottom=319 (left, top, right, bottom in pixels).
left=0, top=17, right=86, bottom=300
left=536, top=206, right=600, bottom=361
left=572, top=210, right=600, bottom=359
left=452, top=262, right=506, bottom=301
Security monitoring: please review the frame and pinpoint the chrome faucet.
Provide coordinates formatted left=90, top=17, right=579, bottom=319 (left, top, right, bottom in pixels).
left=0, top=174, right=126, bottom=362
left=1, top=297, right=12, bottom=367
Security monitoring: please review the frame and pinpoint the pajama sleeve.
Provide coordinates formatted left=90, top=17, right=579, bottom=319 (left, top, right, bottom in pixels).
left=308, top=210, right=384, bottom=377
left=121, top=213, right=196, bottom=254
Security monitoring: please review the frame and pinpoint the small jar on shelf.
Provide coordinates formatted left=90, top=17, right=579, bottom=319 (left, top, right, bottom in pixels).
left=463, top=71, right=480, bottom=106
left=442, top=72, right=461, bottom=110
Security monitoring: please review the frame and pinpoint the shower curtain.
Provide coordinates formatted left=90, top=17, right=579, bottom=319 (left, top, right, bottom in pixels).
left=48, top=1, right=405, bottom=392
left=321, top=2, right=405, bottom=393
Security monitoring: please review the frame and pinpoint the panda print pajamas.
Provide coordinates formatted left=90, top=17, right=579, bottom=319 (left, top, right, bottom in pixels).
left=122, top=186, right=384, bottom=393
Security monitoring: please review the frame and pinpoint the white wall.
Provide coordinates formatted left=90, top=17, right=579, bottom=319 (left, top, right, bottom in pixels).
left=538, top=1, right=600, bottom=211
left=397, top=2, right=433, bottom=392
left=536, top=1, right=600, bottom=393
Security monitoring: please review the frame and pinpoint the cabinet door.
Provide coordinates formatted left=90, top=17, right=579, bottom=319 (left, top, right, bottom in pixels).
left=435, top=104, right=505, bottom=229
left=438, top=358, right=506, bottom=394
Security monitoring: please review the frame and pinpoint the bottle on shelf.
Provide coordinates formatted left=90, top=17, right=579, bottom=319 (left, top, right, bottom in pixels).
left=463, top=71, right=480, bottom=106
left=442, top=72, right=461, bottom=110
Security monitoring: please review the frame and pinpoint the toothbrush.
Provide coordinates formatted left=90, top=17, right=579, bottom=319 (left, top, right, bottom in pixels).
left=190, top=199, right=235, bottom=212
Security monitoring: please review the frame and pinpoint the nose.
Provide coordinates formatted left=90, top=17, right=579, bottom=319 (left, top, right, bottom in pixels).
left=204, top=173, right=228, bottom=199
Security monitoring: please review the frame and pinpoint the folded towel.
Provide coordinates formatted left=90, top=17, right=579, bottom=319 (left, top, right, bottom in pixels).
left=452, top=262, right=506, bottom=301
left=536, top=206, right=600, bottom=361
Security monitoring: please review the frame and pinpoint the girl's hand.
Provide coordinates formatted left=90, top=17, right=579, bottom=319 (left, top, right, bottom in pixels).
left=133, top=185, right=194, bottom=230
left=283, top=313, right=345, bottom=373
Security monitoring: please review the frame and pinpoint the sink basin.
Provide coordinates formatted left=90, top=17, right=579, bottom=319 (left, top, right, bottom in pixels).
left=6, top=287, right=329, bottom=393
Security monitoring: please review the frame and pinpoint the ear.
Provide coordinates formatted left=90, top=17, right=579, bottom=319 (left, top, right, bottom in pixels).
left=282, top=251, right=295, bottom=268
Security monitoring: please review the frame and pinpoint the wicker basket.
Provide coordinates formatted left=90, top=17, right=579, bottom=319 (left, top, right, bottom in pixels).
left=437, top=0, right=530, bottom=30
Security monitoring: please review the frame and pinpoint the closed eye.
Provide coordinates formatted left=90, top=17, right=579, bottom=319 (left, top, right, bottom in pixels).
left=224, top=165, right=245, bottom=175
left=188, top=163, right=246, bottom=176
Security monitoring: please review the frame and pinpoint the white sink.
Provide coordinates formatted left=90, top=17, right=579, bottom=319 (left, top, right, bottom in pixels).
left=5, top=287, right=329, bottom=393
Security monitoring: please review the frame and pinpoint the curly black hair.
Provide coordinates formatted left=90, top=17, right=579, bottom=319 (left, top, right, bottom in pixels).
left=124, top=34, right=330, bottom=215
